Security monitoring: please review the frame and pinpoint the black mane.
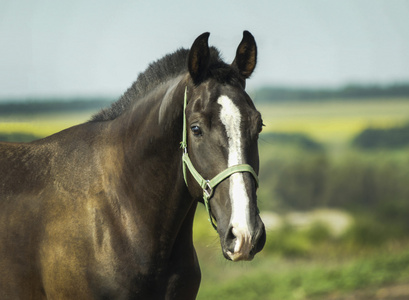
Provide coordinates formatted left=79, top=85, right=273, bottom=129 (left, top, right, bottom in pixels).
left=91, top=46, right=235, bottom=122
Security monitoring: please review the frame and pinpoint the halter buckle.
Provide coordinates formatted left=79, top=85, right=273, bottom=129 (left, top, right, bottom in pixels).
left=203, top=180, right=213, bottom=198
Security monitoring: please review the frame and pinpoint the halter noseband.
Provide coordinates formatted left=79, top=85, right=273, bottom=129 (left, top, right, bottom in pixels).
left=180, top=87, right=259, bottom=230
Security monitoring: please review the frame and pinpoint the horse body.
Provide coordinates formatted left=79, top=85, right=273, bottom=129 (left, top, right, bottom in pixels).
left=1, top=78, right=199, bottom=299
left=0, top=31, right=265, bottom=299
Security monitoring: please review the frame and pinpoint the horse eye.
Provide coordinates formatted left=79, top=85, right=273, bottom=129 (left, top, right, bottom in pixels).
left=191, top=125, right=202, bottom=136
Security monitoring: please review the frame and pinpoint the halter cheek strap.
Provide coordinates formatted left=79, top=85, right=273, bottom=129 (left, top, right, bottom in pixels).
left=180, top=87, right=259, bottom=230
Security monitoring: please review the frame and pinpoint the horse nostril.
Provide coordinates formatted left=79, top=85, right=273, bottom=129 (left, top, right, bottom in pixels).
left=227, top=226, right=236, bottom=240
left=224, top=226, right=238, bottom=255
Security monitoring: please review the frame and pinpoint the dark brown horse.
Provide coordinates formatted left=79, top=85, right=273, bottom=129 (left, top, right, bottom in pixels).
left=0, top=31, right=265, bottom=299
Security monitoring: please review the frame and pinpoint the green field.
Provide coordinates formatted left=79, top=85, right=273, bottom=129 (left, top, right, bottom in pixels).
left=2, top=98, right=409, bottom=299
left=258, top=98, right=409, bottom=145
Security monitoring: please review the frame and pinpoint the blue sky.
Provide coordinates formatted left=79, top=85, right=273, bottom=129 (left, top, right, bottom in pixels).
left=1, top=0, right=408, bottom=100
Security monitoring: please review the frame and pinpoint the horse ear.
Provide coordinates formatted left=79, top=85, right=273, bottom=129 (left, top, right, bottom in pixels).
left=232, top=31, right=257, bottom=79
left=188, top=32, right=210, bottom=84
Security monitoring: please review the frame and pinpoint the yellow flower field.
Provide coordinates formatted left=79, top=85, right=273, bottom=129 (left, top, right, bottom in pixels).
left=0, top=111, right=95, bottom=137
left=259, top=98, right=409, bottom=144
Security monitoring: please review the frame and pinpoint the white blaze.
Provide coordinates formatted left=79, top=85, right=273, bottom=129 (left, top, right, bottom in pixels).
left=217, top=95, right=252, bottom=260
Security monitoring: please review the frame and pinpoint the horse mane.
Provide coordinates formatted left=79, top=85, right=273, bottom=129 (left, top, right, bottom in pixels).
left=90, top=46, right=236, bottom=122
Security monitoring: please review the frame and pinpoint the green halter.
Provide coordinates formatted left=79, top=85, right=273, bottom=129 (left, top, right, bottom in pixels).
left=180, top=87, right=259, bottom=230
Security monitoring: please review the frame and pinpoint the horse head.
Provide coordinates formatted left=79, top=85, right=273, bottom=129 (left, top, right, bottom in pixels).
left=183, top=31, right=266, bottom=261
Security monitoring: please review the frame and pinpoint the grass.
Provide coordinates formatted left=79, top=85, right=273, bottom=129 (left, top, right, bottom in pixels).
left=194, top=206, right=409, bottom=300
left=196, top=247, right=409, bottom=300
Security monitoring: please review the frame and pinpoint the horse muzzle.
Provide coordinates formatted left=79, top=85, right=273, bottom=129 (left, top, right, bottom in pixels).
left=222, top=217, right=266, bottom=261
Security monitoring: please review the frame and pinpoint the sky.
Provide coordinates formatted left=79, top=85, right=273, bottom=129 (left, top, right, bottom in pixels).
left=0, top=0, right=409, bottom=100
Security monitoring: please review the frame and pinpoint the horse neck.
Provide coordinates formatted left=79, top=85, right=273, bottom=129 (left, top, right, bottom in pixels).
left=105, top=77, right=194, bottom=240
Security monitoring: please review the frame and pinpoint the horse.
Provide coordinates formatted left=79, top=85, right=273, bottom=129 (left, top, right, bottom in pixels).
left=0, top=31, right=266, bottom=299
